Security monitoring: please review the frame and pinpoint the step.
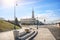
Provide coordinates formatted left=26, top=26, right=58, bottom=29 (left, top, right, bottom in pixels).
left=18, top=31, right=35, bottom=40
left=26, top=31, right=38, bottom=40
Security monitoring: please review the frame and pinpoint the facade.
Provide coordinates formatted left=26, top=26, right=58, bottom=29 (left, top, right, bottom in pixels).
left=20, top=18, right=35, bottom=25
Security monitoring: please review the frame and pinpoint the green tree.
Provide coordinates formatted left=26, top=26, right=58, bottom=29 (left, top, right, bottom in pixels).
left=15, top=17, right=21, bottom=28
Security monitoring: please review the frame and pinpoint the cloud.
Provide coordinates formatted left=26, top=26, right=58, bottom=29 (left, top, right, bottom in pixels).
left=17, top=0, right=41, bottom=7
left=34, top=1, right=59, bottom=10
left=35, top=10, right=59, bottom=23
left=18, top=1, right=36, bottom=6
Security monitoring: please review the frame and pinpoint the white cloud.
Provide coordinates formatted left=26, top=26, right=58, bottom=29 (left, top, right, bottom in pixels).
left=35, top=10, right=59, bottom=23
left=18, top=1, right=36, bottom=6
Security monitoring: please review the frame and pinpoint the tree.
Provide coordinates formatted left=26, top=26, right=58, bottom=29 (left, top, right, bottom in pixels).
left=15, top=17, right=21, bottom=28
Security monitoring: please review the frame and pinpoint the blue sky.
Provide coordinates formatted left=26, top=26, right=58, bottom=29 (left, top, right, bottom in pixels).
left=0, top=0, right=60, bottom=22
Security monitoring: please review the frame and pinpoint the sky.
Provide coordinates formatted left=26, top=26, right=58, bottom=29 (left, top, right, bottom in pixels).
left=0, top=0, right=60, bottom=23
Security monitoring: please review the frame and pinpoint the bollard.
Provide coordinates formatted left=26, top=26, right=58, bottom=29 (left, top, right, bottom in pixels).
left=13, top=30, right=19, bottom=40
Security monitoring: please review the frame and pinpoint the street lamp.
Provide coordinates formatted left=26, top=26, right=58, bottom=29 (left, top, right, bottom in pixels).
left=44, top=19, right=46, bottom=24
left=37, top=17, right=38, bottom=29
left=14, top=1, right=17, bottom=30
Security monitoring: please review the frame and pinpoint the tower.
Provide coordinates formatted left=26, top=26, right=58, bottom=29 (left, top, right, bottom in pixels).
left=32, top=8, right=34, bottom=18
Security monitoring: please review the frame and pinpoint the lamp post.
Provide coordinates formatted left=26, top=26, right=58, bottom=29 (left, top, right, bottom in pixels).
left=14, top=1, right=17, bottom=30
left=37, top=17, right=38, bottom=29
left=44, top=19, right=46, bottom=24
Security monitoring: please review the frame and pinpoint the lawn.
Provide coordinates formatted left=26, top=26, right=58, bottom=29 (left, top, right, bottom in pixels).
left=0, top=20, right=20, bottom=32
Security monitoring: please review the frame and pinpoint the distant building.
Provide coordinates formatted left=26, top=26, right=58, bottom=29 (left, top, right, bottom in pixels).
left=20, top=8, right=44, bottom=25
left=56, top=22, right=60, bottom=28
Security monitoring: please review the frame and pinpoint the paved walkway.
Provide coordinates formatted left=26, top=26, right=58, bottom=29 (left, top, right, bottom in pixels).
left=34, top=28, right=56, bottom=40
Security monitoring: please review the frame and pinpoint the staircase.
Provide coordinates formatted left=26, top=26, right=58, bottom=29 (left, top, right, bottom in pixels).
left=16, top=31, right=38, bottom=40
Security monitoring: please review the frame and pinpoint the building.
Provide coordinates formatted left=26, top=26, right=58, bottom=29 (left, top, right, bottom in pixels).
left=20, top=8, right=44, bottom=25
left=56, top=23, right=60, bottom=28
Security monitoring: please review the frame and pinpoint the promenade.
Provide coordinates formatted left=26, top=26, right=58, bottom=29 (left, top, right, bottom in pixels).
left=0, top=25, right=60, bottom=40
left=34, top=28, right=56, bottom=40
left=24, top=25, right=60, bottom=40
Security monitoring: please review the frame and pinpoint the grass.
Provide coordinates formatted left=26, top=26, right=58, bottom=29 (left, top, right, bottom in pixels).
left=0, top=20, right=20, bottom=32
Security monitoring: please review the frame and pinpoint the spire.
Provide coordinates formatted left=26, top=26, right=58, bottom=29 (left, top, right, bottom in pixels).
left=32, top=8, right=34, bottom=18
